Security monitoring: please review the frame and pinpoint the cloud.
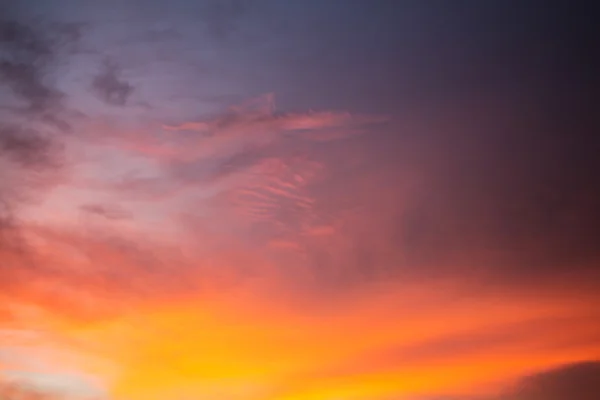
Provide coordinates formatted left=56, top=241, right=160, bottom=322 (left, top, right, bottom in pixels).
left=158, top=94, right=382, bottom=180
left=428, top=361, right=600, bottom=400
left=0, top=14, right=79, bottom=170
left=0, top=20, right=56, bottom=109
left=0, top=15, right=80, bottom=278
left=0, top=17, right=80, bottom=126
left=91, top=59, right=134, bottom=106
left=0, top=126, right=57, bottom=168
left=498, top=361, right=600, bottom=400
left=93, top=94, right=387, bottom=253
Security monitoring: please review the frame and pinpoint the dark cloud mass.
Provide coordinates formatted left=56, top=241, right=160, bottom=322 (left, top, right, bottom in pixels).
left=0, top=16, right=78, bottom=122
left=0, top=9, right=78, bottom=285
left=0, top=15, right=75, bottom=172
left=481, top=361, right=600, bottom=400
left=512, top=361, right=600, bottom=400
left=413, top=362, right=600, bottom=400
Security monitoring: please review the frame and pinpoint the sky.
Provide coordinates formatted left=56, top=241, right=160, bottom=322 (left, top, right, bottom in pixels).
left=1, top=1, right=599, bottom=400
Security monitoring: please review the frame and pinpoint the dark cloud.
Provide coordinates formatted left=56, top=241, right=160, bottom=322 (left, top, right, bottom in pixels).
left=0, top=12, right=79, bottom=281
left=91, top=59, right=134, bottom=106
left=0, top=15, right=79, bottom=167
left=0, top=17, right=80, bottom=122
left=0, top=126, right=56, bottom=168
left=410, top=362, right=600, bottom=400
left=498, top=361, right=600, bottom=400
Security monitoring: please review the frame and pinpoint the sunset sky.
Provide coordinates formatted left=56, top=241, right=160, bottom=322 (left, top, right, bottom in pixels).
left=1, top=1, right=599, bottom=400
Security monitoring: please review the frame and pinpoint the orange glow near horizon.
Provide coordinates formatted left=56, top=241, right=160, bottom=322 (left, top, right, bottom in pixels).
left=4, top=257, right=599, bottom=400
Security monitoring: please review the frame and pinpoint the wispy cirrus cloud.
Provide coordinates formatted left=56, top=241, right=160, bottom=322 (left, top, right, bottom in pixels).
left=84, top=94, right=387, bottom=248
left=156, top=93, right=386, bottom=162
